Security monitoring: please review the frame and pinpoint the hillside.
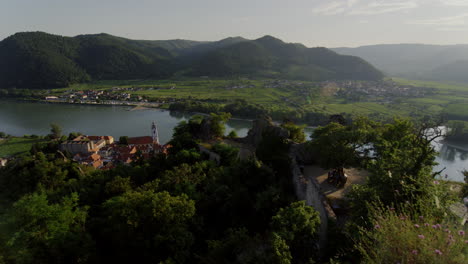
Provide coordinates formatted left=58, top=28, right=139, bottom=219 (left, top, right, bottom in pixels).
left=0, top=32, right=383, bottom=89
left=332, top=44, right=468, bottom=82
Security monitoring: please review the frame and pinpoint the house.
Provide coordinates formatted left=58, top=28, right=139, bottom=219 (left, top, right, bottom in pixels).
left=45, top=96, right=59, bottom=100
left=128, top=136, right=154, bottom=147
left=60, top=135, right=107, bottom=155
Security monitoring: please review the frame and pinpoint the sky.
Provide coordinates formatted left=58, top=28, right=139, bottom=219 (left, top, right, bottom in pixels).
left=2, top=0, right=468, bottom=47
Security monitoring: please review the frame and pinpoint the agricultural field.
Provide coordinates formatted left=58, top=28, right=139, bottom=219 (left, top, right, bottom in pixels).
left=56, top=77, right=468, bottom=121
left=0, top=137, right=46, bottom=157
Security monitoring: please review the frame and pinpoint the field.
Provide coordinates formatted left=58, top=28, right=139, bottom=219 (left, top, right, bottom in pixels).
left=0, top=137, right=47, bottom=157
left=59, top=77, right=468, bottom=121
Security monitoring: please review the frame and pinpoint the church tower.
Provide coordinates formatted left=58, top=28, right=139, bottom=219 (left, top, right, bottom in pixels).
left=151, top=122, right=159, bottom=145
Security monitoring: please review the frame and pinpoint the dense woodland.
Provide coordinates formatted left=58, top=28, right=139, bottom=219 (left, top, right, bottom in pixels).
left=0, top=115, right=466, bottom=263
left=0, top=32, right=383, bottom=89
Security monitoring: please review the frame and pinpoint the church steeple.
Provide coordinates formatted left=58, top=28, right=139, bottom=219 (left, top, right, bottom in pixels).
left=152, top=122, right=159, bottom=144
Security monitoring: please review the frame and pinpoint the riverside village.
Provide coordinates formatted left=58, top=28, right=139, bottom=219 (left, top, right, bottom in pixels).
left=59, top=122, right=170, bottom=169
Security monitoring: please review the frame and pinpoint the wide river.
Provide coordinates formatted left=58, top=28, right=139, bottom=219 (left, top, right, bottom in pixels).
left=1, top=101, right=467, bottom=182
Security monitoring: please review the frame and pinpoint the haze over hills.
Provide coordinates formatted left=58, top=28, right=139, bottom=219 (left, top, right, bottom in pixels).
left=0, top=32, right=383, bottom=89
left=332, top=44, right=468, bottom=83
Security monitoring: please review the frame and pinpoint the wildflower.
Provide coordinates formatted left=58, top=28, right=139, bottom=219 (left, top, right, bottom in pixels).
left=411, top=250, right=418, bottom=255
left=414, top=224, right=420, bottom=228
left=400, top=216, right=406, bottom=220
left=432, top=224, right=441, bottom=229
left=433, top=180, right=440, bottom=185
left=458, top=230, right=465, bottom=236
left=434, top=249, right=443, bottom=255
left=418, top=234, right=425, bottom=239
left=389, top=207, right=395, bottom=211
left=424, top=223, right=430, bottom=227
left=444, top=228, right=451, bottom=233
left=419, top=216, right=424, bottom=220
left=465, top=240, right=468, bottom=244
left=374, top=224, right=381, bottom=229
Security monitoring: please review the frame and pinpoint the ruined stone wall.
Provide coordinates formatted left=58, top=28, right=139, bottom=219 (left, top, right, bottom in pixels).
left=289, top=144, right=336, bottom=252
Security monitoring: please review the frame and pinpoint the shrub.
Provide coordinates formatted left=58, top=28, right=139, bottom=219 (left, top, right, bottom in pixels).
left=357, top=205, right=468, bottom=264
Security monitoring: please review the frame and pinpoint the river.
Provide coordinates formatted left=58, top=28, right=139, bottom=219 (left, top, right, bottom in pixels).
left=0, top=100, right=467, bottom=182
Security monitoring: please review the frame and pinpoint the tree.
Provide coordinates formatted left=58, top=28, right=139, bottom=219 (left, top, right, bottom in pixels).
left=100, top=190, right=195, bottom=263
left=0, top=192, right=93, bottom=264
left=209, top=112, right=232, bottom=138
left=227, top=130, right=238, bottom=138
left=49, top=123, right=62, bottom=140
left=310, top=118, right=375, bottom=170
left=281, top=121, right=306, bottom=143
left=366, top=119, right=442, bottom=206
left=271, top=201, right=321, bottom=262
left=118, top=136, right=128, bottom=145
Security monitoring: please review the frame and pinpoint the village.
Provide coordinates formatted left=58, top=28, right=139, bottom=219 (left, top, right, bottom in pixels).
left=59, top=122, right=170, bottom=169
left=44, top=86, right=178, bottom=106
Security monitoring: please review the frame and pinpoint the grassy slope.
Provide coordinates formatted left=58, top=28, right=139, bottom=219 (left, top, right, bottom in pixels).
left=0, top=137, right=46, bottom=157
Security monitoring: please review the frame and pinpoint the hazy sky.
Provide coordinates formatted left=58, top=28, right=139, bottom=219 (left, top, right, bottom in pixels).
left=2, top=0, right=468, bottom=47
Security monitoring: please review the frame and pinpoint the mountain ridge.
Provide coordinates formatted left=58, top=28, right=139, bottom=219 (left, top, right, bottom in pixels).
left=332, top=44, right=468, bottom=82
left=0, top=31, right=384, bottom=89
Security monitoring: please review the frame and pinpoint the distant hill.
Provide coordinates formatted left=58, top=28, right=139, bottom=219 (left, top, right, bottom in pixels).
left=332, top=44, right=468, bottom=82
left=0, top=32, right=383, bottom=89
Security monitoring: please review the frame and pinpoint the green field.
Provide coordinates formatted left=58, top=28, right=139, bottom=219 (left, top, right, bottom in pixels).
left=57, top=77, right=468, bottom=121
left=0, top=137, right=47, bottom=157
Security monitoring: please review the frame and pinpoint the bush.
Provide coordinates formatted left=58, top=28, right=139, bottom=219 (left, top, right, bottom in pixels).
left=357, top=205, right=468, bottom=264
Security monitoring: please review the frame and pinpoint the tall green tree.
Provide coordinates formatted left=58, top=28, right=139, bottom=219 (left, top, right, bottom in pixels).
left=49, top=123, right=62, bottom=140
left=100, top=190, right=195, bottom=263
left=0, top=192, right=93, bottom=264
left=271, top=201, right=321, bottom=263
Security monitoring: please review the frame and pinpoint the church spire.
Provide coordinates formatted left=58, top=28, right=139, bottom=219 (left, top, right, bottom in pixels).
left=152, top=122, right=159, bottom=145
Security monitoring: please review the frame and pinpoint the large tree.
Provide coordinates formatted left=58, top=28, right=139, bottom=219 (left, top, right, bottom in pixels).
left=0, top=192, right=93, bottom=264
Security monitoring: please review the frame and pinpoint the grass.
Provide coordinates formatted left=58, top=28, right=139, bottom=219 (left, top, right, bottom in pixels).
left=54, top=77, right=468, bottom=122
left=0, top=137, right=47, bottom=157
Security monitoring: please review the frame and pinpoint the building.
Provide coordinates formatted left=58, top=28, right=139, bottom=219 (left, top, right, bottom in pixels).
left=59, top=135, right=110, bottom=155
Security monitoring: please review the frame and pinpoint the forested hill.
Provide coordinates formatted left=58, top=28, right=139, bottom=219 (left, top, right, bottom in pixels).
left=332, top=44, right=468, bottom=82
left=0, top=32, right=383, bottom=89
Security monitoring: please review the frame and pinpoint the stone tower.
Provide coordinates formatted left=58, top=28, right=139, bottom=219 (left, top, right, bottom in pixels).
left=152, top=122, right=159, bottom=144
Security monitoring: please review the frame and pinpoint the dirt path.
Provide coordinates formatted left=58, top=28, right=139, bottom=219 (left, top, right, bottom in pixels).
left=303, top=166, right=368, bottom=200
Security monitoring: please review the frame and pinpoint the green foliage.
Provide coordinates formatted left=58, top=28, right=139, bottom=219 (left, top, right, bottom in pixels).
left=0, top=137, right=47, bottom=157
left=209, top=112, right=232, bottom=138
left=0, top=32, right=383, bottom=89
left=281, top=121, right=306, bottom=143
left=211, top=143, right=239, bottom=166
left=100, top=190, right=195, bottom=263
left=462, top=170, right=468, bottom=198
left=0, top=192, right=93, bottom=264
left=49, top=123, right=62, bottom=140
left=271, top=201, right=321, bottom=262
left=227, top=130, right=238, bottom=138
left=366, top=119, right=440, bottom=207
left=446, top=120, right=468, bottom=141
left=357, top=205, right=467, bottom=264
left=118, top=136, right=128, bottom=145
left=311, top=119, right=375, bottom=170
left=271, top=201, right=321, bottom=242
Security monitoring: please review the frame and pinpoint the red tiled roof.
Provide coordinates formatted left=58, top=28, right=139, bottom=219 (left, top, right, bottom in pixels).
left=128, top=136, right=153, bottom=145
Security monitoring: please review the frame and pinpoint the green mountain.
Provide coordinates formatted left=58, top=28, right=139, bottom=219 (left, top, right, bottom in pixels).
left=0, top=32, right=383, bottom=89
left=332, top=44, right=468, bottom=82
